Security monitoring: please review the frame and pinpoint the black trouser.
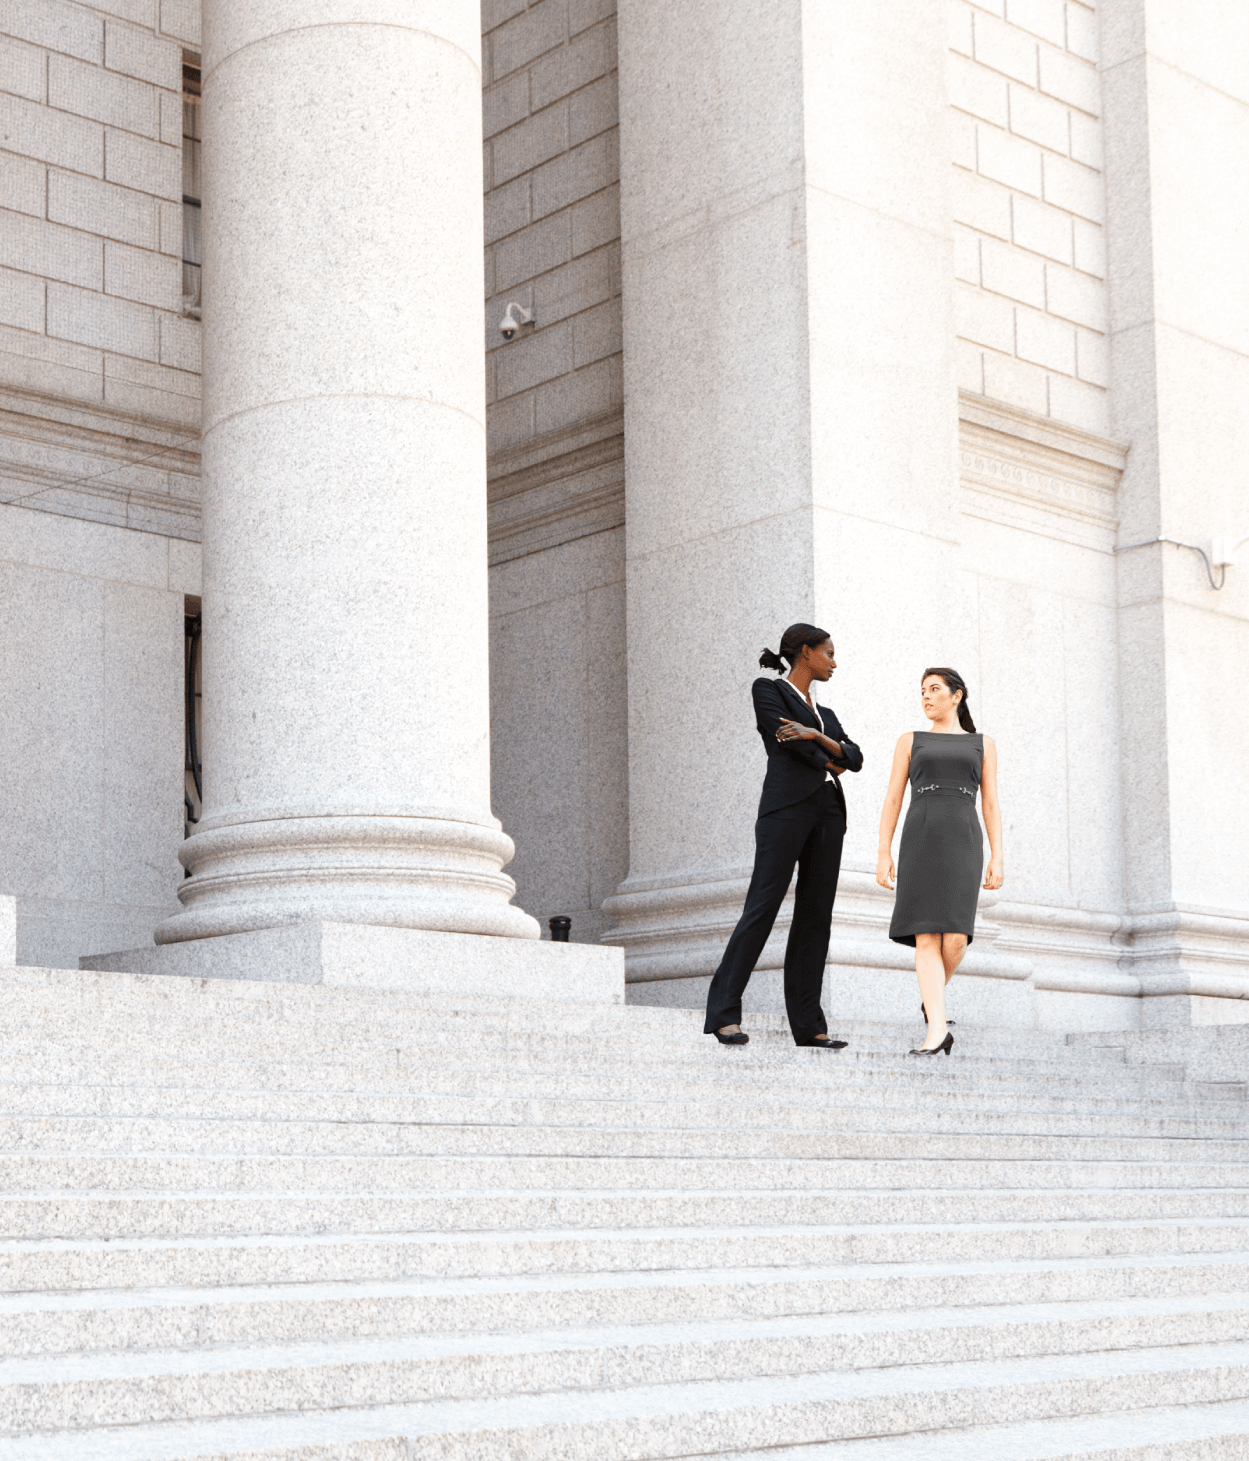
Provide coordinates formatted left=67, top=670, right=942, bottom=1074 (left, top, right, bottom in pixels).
left=703, top=782, right=846, bottom=1043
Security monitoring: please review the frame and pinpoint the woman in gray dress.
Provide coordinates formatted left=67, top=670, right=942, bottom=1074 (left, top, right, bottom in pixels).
left=876, top=668, right=1004, bottom=1055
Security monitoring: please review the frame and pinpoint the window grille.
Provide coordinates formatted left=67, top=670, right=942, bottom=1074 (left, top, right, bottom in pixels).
left=181, top=58, right=202, bottom=318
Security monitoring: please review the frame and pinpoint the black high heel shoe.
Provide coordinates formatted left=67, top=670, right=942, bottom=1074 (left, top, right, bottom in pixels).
left=712, top=1028, right=749, bottom=1045
left=795, top=1034, right=848, bottom=1049
left=908, top=1031, right=954, bottom=1057
left=921, top=1003, right=954, bottom=1026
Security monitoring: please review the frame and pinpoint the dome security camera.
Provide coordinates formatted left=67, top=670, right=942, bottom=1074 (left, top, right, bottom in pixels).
left=498, top=302, right=534, bottom=339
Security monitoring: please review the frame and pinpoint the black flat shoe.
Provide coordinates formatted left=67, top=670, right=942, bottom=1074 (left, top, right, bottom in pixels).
left=796, top=1035, right=848, bottom=1049
left=908, top=1032, right=954, bottom=1057
left=920, top=1003, right=954, bottom=1026
left=712, top=1029, right=749, bottom=1045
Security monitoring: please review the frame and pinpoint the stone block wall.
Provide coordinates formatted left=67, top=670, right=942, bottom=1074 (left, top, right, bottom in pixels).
left=0, top=499, right=195, bottom=966
left=0, top=1, right=201, bottom=965
left=483, top=0, right=621, bottom=457
left=0, top=0, right=200, bottom=430
left=482, top=0, right=629, bottom=947
left=950, top=0, right=1110, bottom=434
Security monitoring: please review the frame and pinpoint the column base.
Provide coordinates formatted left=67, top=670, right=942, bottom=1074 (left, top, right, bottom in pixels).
left=82, top=920, right=623, bottom=1004
left=607, top=869, right=1034, bottom=1025
left=1127, top=906, right=1249, bottom=1027
left=626, top=964, right=1038, bottom=1028
left=602, top=868, right=1031, bottom=981
left=158, top=810, right=540, bottom=944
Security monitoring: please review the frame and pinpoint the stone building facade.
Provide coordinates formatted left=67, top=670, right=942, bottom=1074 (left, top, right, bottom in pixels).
left=0, top=0, right=1245, bottom=1030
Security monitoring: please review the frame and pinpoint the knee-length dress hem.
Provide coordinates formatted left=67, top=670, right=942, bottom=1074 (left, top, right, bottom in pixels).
left=888, top=923, right=974, bottom=949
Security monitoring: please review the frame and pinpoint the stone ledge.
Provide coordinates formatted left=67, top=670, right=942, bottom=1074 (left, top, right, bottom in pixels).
left=487, top=408, right=624, bottom=564
left=81, top=920, right=625, bottom=1004
left=0, top=389, right=201, bottom=540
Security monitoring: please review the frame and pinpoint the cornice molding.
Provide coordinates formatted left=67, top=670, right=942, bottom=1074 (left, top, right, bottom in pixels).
left=487, top=409, right=624, bottom=565
left=959, top=391, right=1128, bottom=473
left=0, top=396, right=202, bottom=540
left=488, top=408, right=623, bottom=486
left=958, top=391, right=1124, bottom=543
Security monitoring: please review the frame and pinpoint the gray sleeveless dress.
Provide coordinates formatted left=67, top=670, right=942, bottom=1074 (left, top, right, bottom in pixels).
left=889, top=731, right=984, bottom=947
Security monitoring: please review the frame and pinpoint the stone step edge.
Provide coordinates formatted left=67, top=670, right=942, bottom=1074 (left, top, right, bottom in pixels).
left=6, top=1247, right=1248, bottom=1315
left=3, top=1340, right=1248, bottom=1459
left=7, top=1183, right=1247, bottom=1200
left=4, top=1290, right=1247, bottom=1388
left=722, top=1395, right=1249, bottom=1460
left=2, top=1110, right=1243, bottom=1138
left=6, top=1212, right=1248, bottom=1254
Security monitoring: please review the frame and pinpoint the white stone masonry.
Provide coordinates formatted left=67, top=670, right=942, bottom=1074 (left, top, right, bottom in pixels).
left=951, top=0, right=1110, bottom=435
left=0, top=0, right=199, bottom=427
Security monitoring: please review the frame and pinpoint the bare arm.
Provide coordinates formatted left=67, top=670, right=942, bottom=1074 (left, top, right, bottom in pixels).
left=980, top=735, right=1004, bottom=890
left=875, top=733, right=913, bottom=890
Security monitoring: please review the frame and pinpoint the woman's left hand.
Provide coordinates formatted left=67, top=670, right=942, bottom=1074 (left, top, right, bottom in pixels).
left=777, top=717, right=817, bottom=743
left=984, top=858, right=1004, bottom=890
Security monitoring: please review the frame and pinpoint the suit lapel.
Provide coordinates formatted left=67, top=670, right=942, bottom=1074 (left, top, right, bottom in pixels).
left=778, top=679, right=821, bottom=729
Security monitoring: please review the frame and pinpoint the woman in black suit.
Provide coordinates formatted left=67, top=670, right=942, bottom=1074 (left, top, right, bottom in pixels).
left=704, top=623, right=863, bottom=1047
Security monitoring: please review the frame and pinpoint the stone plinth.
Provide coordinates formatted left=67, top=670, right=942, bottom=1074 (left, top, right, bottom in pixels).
left=84, top=922, right=623, bottom=1004
left=0, top=894, right=14, bottom=967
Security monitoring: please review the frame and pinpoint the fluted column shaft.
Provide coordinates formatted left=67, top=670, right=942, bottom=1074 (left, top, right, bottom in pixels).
left=159, top=2, right=537, bottom=943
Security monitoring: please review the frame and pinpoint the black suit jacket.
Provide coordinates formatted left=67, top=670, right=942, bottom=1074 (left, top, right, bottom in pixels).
left=752, top=676, right=863, bottom=819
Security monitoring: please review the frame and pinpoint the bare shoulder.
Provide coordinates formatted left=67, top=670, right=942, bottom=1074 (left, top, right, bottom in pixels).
left=896, top=731, right=914, bottom=756
left=982, top=733, right=997, bottom=752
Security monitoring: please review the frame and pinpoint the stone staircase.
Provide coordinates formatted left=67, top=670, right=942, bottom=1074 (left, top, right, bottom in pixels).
left=1, top=964, right=1248, bottom=1459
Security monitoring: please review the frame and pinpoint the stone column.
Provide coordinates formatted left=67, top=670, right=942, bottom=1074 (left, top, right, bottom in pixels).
left=604, top=1, right=969, bottom=1011
left=1101, top=0, right=1249, bottom=1022
left=158, top=2, right=537, bottom=945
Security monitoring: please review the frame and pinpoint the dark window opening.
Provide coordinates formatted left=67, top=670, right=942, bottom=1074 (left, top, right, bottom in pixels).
left=182, top=57, right=202, bottom=317
left=184, top=606, right=202, bottom=850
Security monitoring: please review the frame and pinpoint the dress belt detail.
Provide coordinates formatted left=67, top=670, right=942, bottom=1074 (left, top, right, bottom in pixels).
left=914, top=781, right=977, bottom=799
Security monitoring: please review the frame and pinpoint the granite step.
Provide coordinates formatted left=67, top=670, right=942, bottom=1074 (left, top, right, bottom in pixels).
left=3, top=1252, right=1246, bottom=1357
left=2, top=1114, right=1246, bottom=1164
left=721, top=1396, right=1249, bottom=1459
left=5, top=1151, right=1249, bottom=1193
left=0, top=1013, right=1111, bottom=1064
left=3, top=1217, right=1248, bottom=1294
left=1, top=1084, right=1243, bottom=1136
left=3, top=1340, right=1249, bottom=1459
left=1, top=1293, right=1246, bottom=1432
left=5, top=1186, right=1247, bottom=1241
left=0, top=969, right=1068, bottom=1038
left=1, top=1085, right=1238, bottom=1141
left=0, top=1056, right=1203, bottom=1114
left=0, top=1036, right=1164, bottom=1087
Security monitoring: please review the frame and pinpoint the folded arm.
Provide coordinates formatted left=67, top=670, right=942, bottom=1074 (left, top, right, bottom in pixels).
left=753, top=680, right=831, bottom=772
left=753, top=680, right=858, bottom=774
left=822, top=708, right=863, bottom=773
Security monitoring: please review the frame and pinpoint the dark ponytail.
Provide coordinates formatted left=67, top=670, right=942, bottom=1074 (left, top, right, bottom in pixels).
left=759, top=622, right=831, bottom=672
left=922, top=666, right=977, bottom=732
